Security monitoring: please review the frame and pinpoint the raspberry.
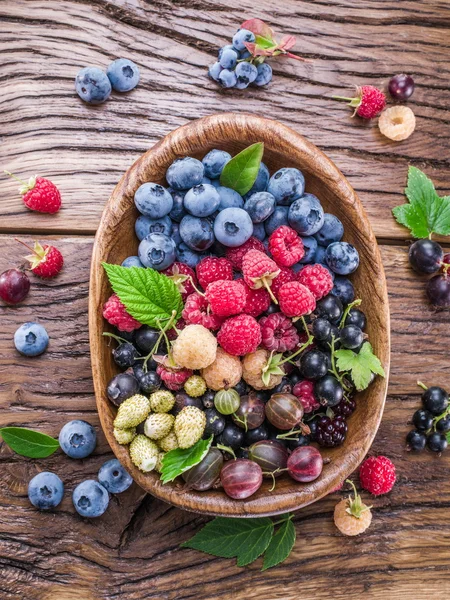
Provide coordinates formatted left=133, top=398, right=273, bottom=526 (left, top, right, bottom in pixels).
left=174, top=406, right=206, bottom=449
left=162, top=262, right=197, bottom=300
left=242, top=348, right=284, bottom=390
left=217, top=314, right=261, bottom=356
left=297, top=264, right=334, bottom=300
left=334, top=481, right=372, bottom=536
left=278, top=281, right=316, bottom=317
left=333, top=397, right=356, bottom=418
left=20, top=240, right=64, bottom=278
left=271, top=267, right=296, bottom=300
left=205, top=280, right=246, bottom=317
left=379, top=106, right=416, bottom=141
left=182, top=292, right=224, bottom=330
left=259, top=312, right=299, bottom=352
left=103, top=293, right=141, bottom=332
left=156, top=363, right=192, bottom=391
left=332, top=85, right=386, bottom=119
left=172, top=324, right=217, bottom=370
left=196, top=257, right=233, bottom=289
left=268, top=226, right=305, bottom=267
left=293, top=380, right=320, bottom=413
left=225, top=237, right=265, bottom=270
left=242, top=250, right=280, bottom=303
left=359, top=456, right=396, bottom=496
left=315, top=415, right=347, bottom=447
left=235, top=280, right=271, bottom=318
left=201, top=347, right=242, bottom=391
left=6, top=172, right=62, bottom=214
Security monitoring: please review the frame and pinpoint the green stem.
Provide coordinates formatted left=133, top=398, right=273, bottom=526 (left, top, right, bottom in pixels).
left=188, top=276, right=205, bottom=297
left=339, top=298, right=362, bottom=329
left=331, top=95, right=354, bottom=102
left=102, top=331, right=130, bottom=345
left=216, top=444, right=236, bottom=459
left=328, top=335, right=351, bottom=393
left=140, top=310, right=177, bottom=371
left=262, top=278, right=278, bottom=304
left=278, top=316, right=313, bottom=366
left=276, top=428, right=304, bottom=440
left=417, top=381, right=428, bottom=391
left=4, top=170, right=27, bottom=185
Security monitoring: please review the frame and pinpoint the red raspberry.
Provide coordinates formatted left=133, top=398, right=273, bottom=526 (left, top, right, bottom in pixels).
left=6, top=171, right=61, bottom=213
left=333, top=85, right=386, bottom=119
left=293, top=380, right=320, bottom=413
left=268, top=226, right=305, bottom=267
left=242, top=250, right=280, bottom=303
left=297, top=264, right=334, bottom=300
left=225, top=237, right=265, bottom=270
left=271, top=266, right=296, bottom=299
left=259, top=312, right=299, bottom=352
left=162, top=262, right=197, bottom=300
left=156, top=363, right=192, bottom=391
left=359, top=456, right=396, bottom=496
left=196, top=257, right=233, bottom=289
left=182, top=293, right=224, bottom=330
left=217, top=314, right=262, bottom=356
left=236, top=280, right=270, bottom=318
left=205, top=280, right=246, bottom=317
left=278, top=281, right=316, bottom=317
left=20, top=240, right=63, bottom=278
left=103, top=294, right=141, bottom=332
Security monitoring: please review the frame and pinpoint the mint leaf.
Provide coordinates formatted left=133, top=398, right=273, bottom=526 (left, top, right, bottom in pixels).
left=335, top=342, right=385, bottom=391
left=220, top=143, right=264, bottom=196
left=392, top=166, right=450, bottom=238
left=182, top=516, right=273, bottom=567
left=160, top=436, right=212, bottom=483
left=262, top=516, right=296, bottom=571
left=102, top=264, right=183, bottom=327
left=0, top=427, right=59, bottom=458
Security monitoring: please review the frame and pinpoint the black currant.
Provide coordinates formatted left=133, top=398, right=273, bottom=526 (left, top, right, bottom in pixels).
left=344, top=308, right=366, bottom=330
left=427, top=431, right=448, bottom=453
left=138, top=370, right=161, bottom=394
left=340, top=325, right=363, bottom=350
left=244, top=424, right=269, bottom=445
left=406, top=429, right=426, bottom=452
left=201, top=390, right=215, bottom=409
left=216, top=423, right=244, bottom=449
left=388, top=74, right=415, bottom=100
left=408, top=239, right=443, bottom=274
left=135, top=326, right=167, bottom=354
left=234, top=379, right=248, bottom=395
left=427, top=273, right=450, bottom=307
left=312, top=317, right=332, bottom=341
left=314, top=375, right=343, bottom=407
left=107, top=373, right=140, bottom=406
left=299, top=349, right=330, bottom=380
left=422, top=386, right=449, bottom=415
left=436, top=415, right=450, bottom=433
left=113, top=342, right=139, bottom=369
left=412, top=408, right=433, bottom=431
left=286, top=434, right=311, bottom=451
left=204, top=408, right=226, bottom=437
left=316, top=295, right=343, bottom=324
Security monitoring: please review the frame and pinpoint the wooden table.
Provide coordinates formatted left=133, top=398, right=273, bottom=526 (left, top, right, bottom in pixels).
left=1, top=1, right=450, bottom=598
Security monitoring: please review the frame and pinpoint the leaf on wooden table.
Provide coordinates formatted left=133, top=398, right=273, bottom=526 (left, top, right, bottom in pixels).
left=262, top=515, right=296, bottom=570
left=0, top=427, right=59, bottom=458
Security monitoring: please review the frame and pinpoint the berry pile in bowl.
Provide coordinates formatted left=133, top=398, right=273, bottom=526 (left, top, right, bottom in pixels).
left=90, top=113, right=390, bottom=516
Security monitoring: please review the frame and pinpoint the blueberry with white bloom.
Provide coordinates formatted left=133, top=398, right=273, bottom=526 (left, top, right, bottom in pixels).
left=232, top=28, right=256, bottom=51
left=98, top=459, right=133, bottom=494
left=166, top=157, right=204, bottom=191
left=217, top=186, right=244, bottom=210
left=219, top=69, right=237, bottom=88
left=28, top=472, right=64, bottom=510
left=121, top=256, right=144, bottom=268
left=184, top=184, right=221, bottom=217
left=254, top=63, right=273, bottom=86
left=210, top=179, right=221, bottom=189
left=202, top=149, right=232, bottom=179
left=138, top=232, right=176, bottom=270
left=214, top=207, right=253, bottom=247
left=264, top=205, right=289, bottom=236
left=75, top=67, right=111, bottom=104
left=325, top=242, right=360, bottom=275
left=331, top=276, right=355, bottom=305
left=235, top=62, right=258, bottom=86
left=268, top=167, right=305, bottom=205
left=134, top=183, right=173, bottom=219
left=179, top=215, right=215, bottom=251
left=252, top=222, right=266, bottom=241
left=209, top=62, right=223, bottom=82
left=243, top=162, right=270, bottom=199
left=168, top=189, right=187, bottom=222
left=240, top=49, right=252, bottom=60
left=135, top=215, right=172, bottom=240
left=244, top=191, right=276, bottom=223
left=14, top=322, right=49, bottom=356
left=314, top=244, right=327, bottom=264
left=219, top=48, right=239, bottom=70
left=218, top=45, right=238, bottom=60
left=314, top=213, right=344, bottom=246
left=72, top=480, right=109, bottom=518
left=288, top=193, right=324, bottom=236
left=176, top=243, right=206, bottom=268
left=172, top=222, right=182, bottom=246
left=106, top=58, right=140, bottom=92
left=298, top=236, right=318, bottom=264
left=59, top=420, right=97, bottom=459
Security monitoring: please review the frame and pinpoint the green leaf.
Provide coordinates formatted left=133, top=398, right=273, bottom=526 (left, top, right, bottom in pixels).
left=0, top=427, right=59, bottom=458
left=392, top=166, right=450, bottom=238
left=102, top=264, right=183, bottom=328
left=335, top=342, right=385, bottom=391
left=220, top=143, right=264, bottom=196
left=182, top=516, right=274, bottom=567
left=262, top=516, right=296, bottom=571
left=160, top=436, right=212, bottom=483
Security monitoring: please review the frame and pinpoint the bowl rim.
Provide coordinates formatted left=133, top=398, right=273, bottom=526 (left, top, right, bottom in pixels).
left=89, top=112, right=390, bottom=517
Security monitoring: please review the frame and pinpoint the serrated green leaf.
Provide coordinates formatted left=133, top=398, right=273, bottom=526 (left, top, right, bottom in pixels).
left=160, top=437, right=212, bottom=483
left=335, top=342, right=385, bottom=392
left=446, top=431, right=450, bottom=444
left=220, top=143, right=264, bottom=196
left=358, top=342, right=385, bottom=376
left=0, top=427, right=59, bottom=458
left=102, top=264, right=183, bottom=327
left=392, top=204, right=429, bottom=239
left=262, top=517, right=296, bottom=571
left=182, top=516, right=273, bottom=567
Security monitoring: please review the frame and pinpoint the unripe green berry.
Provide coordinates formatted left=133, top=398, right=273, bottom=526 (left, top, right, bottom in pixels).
left=214, top=388, right=240, bottom=415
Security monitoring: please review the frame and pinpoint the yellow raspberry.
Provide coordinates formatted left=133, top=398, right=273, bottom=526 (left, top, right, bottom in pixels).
left=113, top=427, right=136, bottom=445
left=334, top=480, right=372, bottom=536
left=149, top=389, right=175, bottom=413
left=114, top=394, right=151, bottom=429
left=184, top=375, right=207, bottom=397
left=144, top=413, right=175, bottom=440
left=129, top=435, right=159, bottom=472
left=159, top=431, right=179, bottom=452
left=172, top=324, right=217, bottom=370
left=242, top=349, right=284, bottom=390
left=201, top=347, right=242, bottom=391
left=378, top=106, right=416, bottom=141
left=174, top=406, right=206, bottom=449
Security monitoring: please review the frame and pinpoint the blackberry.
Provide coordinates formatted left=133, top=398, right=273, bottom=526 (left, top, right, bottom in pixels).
left=113, top=342, right=139, bottom=368
left=333, top=397, right=356, bottom=418
left=315, top=415, right=347, bottom=447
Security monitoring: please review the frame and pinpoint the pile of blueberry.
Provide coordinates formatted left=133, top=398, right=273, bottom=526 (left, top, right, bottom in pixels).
left=208, top=28, right=273, bottom=89
left=408, top=239, right=450, bottom=307
left=407, top=383, right=450, bottom=453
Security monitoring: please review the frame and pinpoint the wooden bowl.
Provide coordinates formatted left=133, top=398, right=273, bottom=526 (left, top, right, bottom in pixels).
left=89, top=113, right=390, bottom=517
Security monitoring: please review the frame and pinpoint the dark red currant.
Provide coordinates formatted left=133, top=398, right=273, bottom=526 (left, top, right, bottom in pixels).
left=427, top=273, right=450, bottom=307
left=388, top=74, right=415, bottom=100
left=409, top=239, right=443, bottom=274
left=0, top=268, right=30, bottom=304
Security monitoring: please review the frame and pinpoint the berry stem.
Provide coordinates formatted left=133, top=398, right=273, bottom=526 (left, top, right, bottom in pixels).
left=417, top=381, right=428, bottom=391
left=262, top=278, right=278, bottom=304
left=331, top=95, right=354, bottom=102
left=345, top=479, right=372, bottom=518
left=102, top=331, right=130, bottom=345
left=138, top=310, right=177, bottom=371
left=15, top=238, right=35, bottom=254
left=277, top=316, right=313, bottom=366
left=188, top=276, right=205, bottom=297
left=4, top=170, right=27, bottom=186
left=215, top=444, right=236, bottom=459
left=339, top=298, right=362, bottom=329
left=328, top=335, right=352, bottom=393
left=276, top=428, right=304, bottom=440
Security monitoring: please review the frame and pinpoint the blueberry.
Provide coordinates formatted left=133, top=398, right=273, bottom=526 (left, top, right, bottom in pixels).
left=14, top=322, right=49, bottom=356
left=244, top=191, right=276, bottom=223
left=252, top=222, right=266, bottom=241
left=210, top=179, right=221, bottom=188
left=267, top=168, right=305, bottom=205
left=202, top=149, right=231, bottom=179
left=235, top=62, right=258, bottom=86
left=240, top=49, right=252, bottom=60
left=75, top=67, right=111, bottom=104
left=254, top=63, right=273, bottom=86
left=288, top=193, right=324, bottom=235
left=176, top=243, right=205, bottom=268
left=331, top=276, right=355, bottom=305
left=28, top=472, right=64, bottom=510
left=121, top=256, right=144, bottom=268
left=134, top=183, right=173, bottom=218
left=59, top=420, right=97, bottom=459
left=171, top=222, right=182, bottom=245
left=243, top=162, right=270, bottom=199
left=137, top=370, right=161, bottom=394
left=179, top=215, right=215, bottom=251
left=138, top=232, right=176, bottom=270
left=314, top=245, right=327, bottom=264
left=166, top=157, right=204, bottom=191
left=168, top=189, right=187, bottom=222
left=314, top=213, right=344, bottom=246
left=208, top=62, right=223, bottom=81
left=219, top=48, right=239, bottom=70
left=135, top=215, right=172, bottom=240
left=325, top=242, right=360, bottom=275
left=107, top=373, right=140, bottom=406
left=184, top=184, right=221, bottom=217
left=298, top=236, right=318, bottom=264
left=106, top=58, right=140, bottom=92
left=216, top=186, right=244, bottom=210
left=214, top=207, right=253, bottom=247
left=218, top=45, right=237, bottom=60
left=234, top=79, right=250, bottom=90
left=232, top=28, right=255, bottom=51
left=72, top=480, right=109, bottom=518
left=218, top=69, right=237, bottom=88
left=98, top=459, right=133, bottom=494
left=264, top=206, right=289, bottom=236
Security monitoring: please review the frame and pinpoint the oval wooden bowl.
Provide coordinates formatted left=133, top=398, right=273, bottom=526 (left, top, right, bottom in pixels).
left=89, top=112, right=390, bottom=517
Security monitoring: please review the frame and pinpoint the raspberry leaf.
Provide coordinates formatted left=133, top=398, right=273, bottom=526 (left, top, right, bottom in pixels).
left=262, top=515, right=296, bottom=571
left=220, top=143, right=264, bottom=196
left=160, top=436, right=212, bottom=483
left=392, top=166, right=450, bottom=238
left=0, top=427, right=59, bottom=458
left=334, top=342, right=385, bottom=391
left=102, top=264, right=183, bottom=327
